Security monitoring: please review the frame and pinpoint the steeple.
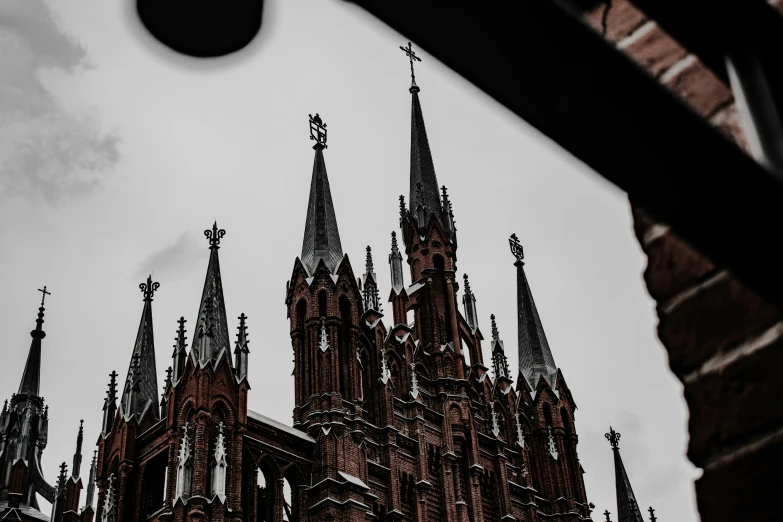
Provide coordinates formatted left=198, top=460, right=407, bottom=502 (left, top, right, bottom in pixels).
left=17, top=286, right=51, bottom=398
left=490, top=314, right=512, bottom=383
left=389, top=231, right=404, bottom=292
left=606, top=427, right=645, bottom=522
left=120, top=276, right=160, bottom=422
left=234, top=313, right=249, bottom=382
left=509, top=234, right=557, bottom=389
left=191, top=223, right=231, bottom=368
left=462, top=274, right=479, bottom=332
left=407, top=72, right=442, bottom=229
left=301, top=113, right=343, bottom=275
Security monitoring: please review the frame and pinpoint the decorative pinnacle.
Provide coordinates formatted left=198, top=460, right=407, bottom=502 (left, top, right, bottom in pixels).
left=78, top=419, right=84, bottom=437
left=139, top=275, right=160, bottom=302
left=31, top=286, right=50, bottom=336
left=175, top=317, right=188, bottom=349
left=205, top=222, right=226, bottom=250
left=58, top=462, right=68, bottom=489
left=648, top=506, right=657, bottom=522
left=399, top=195, right=407, bottom=220
left=309, top=113, right=328, bottom=149
left=165, top=366, right=173, bottom=386
left=605, top=426, right=621, bottom=449
left=236, top=313, right=248, bottom=343
left=463, top=274, right=472, bottom=295
left=391, top=231, right=399, bottom=251
left=365, top=246, right=374, bottom=273
left=399, top=41, right=422, bottom=91
left=509, top=233, right=524, bottom=263
left=490, top=314, right=499, bottom=341
left=604, top=510, right=612, bottom=522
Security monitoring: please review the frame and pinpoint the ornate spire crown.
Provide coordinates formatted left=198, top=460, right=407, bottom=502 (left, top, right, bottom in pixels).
left=309, top=113, right=327, bottom=150
left=205, top=222, right=226, bottom=250
left=606, top=426, right=621, bottom=449
left=140, top=275, right=160, bottom=302
left=491, top=314, right=499, bottom=341
left=399, top=41, right=422, bottom=92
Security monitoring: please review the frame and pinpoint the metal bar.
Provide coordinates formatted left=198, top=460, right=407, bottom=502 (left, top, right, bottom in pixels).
left=344, top=0, right=783, bottom=307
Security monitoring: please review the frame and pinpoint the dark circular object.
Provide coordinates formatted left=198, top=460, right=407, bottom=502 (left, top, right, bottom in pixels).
left=137, top=0, right=264, bottom=58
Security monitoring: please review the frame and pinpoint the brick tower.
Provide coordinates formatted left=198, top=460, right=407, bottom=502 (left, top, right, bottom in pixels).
left=89, top=42, right=593, bottom=522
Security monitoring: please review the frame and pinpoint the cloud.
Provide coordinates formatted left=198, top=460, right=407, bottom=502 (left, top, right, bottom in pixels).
left=0, top=0, right=120, bottom=204
left=135, top=232, right=206, bottom=280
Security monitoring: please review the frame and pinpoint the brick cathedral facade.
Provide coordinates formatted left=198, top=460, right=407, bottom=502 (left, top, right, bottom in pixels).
left=0, top=49, right=635, bottom=522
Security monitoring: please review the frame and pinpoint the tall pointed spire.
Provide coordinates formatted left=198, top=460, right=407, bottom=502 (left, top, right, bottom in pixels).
left=462, top=274, right=479, bottom=332
left=85, top=450, right=97, bottom=508
left=102, top=371, right=118, bottom=436
left=191, top=223, right=231, bottom=368
left=120, top=276, right=160, bottom=421
left=389, top=231, right=405, bottom=292
left=509, top=234, right=557, bottom=389
left=362, top=246, right=381, bottom=312
left=172, top=317, right=188, bottom=383
left=301, top=113, right=343, bottom=275
left=71, top=420, right=84, bottom=480
left=234, top=313, right=249, bottom=382
left=606, top=427, right=645, bottom=522
left=490, top=314, right=512, bottom=383
left=17, top=286, right=51, bottom=398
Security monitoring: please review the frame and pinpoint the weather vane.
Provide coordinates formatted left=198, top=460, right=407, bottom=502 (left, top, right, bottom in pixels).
left=509, top=233, right=524, bottom=262
left=38, top=286, right=51, bottom=307
left=205, top=222, right=226, bottom=250
left=139, top=275, right=160, bottom=302
left=309, top=113, right=327, bottom=149
left=399, top=41, right=422, bottom=90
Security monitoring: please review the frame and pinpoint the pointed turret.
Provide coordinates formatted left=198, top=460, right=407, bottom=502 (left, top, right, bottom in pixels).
left=171, top=317, right=188, bottom=383
left=71, top=420, right=84, bottom=479
left=362, top=246, right=381, bottom=312
left=120, top=276, right=160, bottom=421
left=84, top=450, right=96, bottom=508
left=389, top=232, right=404, bottom=293
left=606, top=427, right=645, bottom=522
left=101, top=371, right=118, bottom=436
left=191, top=223, right=231, bottom=368
left=462, top=274, right=479, bottom=332
left=17, top=287, right=51, bottom=398
left=509, top=234, right=557, bottom=389
left=234, top=314, right=249, bottom=382
left=301, top=113, right=343, bottom=275
left=490, top=315, right=512, bottom=383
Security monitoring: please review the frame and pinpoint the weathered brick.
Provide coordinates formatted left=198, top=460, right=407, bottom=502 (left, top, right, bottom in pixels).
left=641, top=230, right=715, bottom=304
left=684, top=334, right=783, bottom=465
left=584, top=0, right=647, bottom=42
left=619, top=23, right=687, bottom=78
left=695, top=434, right=783, bottom=522
left=662, top=57, right=733, bottom=118
left=710, top=104, right=750, bottom=153
left=657, top=273, right=780, bottom=375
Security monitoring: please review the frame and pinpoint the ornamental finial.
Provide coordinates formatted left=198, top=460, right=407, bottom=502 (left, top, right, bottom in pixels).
left=604, top=510, right=612, bottom=522
left=309, top=113, right=328, bottom=149
left=38, top=286, right=51, bottom=307
left=490, top=314, right=499, bottom=341
left=463, top=274, right=472, bottom=295
left=139, top=275, right=160, bottom=302
left=365, top=246, right=374, bottom=273
left=399, top=41, right=422, bottom=92
left=509, top=233, right=524, bottom=263
left=605, top=426, right=621, bottom=449
left=648, top=506, right=657, bottom=522
left=237, top=313, right=248, bottom=342
left=205, top=222, right=226, bottom=250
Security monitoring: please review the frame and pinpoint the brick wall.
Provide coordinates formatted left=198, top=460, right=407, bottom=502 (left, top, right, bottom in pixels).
left=583, top=2, right=783, bottom=520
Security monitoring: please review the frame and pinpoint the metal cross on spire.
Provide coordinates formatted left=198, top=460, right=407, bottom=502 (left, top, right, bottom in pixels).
left=38, top=286, right=51, bottom=307
left=399, top=41, right=422, bottom=90
left=139, top=275, right=160, bottom=302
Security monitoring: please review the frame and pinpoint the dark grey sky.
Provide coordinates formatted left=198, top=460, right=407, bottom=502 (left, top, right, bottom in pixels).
left=0, top=0, right=700, bottom=518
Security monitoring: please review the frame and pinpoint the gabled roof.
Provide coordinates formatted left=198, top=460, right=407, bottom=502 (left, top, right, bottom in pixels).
left=301, top=147, right=343, bottom=275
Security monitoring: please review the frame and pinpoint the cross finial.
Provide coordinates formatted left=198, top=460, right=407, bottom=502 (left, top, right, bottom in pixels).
left=237, top=313, right=248, bottom=341
left=309, top=113, right=328, bottom=149
left=399, top=41, right=422, bottom=91
left=365, top=246, right=374, bottom=273
left=648, top=506, right=657, bottom=522
left=604, top=510, right=612, bottom=522
left=165, top=366, right=173, bottom=385
left=205, top=222, right=226, bottom=250
left=605, top=426, right=621, bottom=449
left=38, top=286, right=51, bottom=307
left=139, top=275, right=160, bottom=302
left=509, top=233, right=524, bottom=263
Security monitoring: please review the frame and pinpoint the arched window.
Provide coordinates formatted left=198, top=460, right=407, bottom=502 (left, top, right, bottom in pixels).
left=140, top=451, right=167, bottom=517
left=543, top=403, right=553, bottom=427
left=339, top=296, right=352, bottom=397
left=318, top=291, right=327, bottom=318
left=256, top=464, right=274, bottom=522
left=560, top=407, right=571, bottom=432
left=283, top=477, right=293, bottom=521
left=296, top=299, right=306, bottom=331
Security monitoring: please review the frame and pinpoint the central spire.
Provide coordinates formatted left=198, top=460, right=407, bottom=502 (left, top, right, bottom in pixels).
left=606, top=427, right=645, bottom=522
left=17, top=287, right=50, bottom=398
left=301, top=113, right=343, bottom=275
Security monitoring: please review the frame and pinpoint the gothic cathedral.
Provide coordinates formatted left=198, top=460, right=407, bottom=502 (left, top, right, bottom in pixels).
left=1, top=45, right=610, bottom=522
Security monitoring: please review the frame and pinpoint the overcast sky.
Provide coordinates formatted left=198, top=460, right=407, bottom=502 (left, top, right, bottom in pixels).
left=0, top=0, right=700, bottom=519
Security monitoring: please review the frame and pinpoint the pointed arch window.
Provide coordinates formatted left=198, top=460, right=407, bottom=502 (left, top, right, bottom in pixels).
left=174, top=423, right=193, bottom=502
left=318, top=291, right=327, bottom=318
left=210, top=422, right=228, bottom=502
left=296, top=299, right=306, bottom=332
left=339, top=296, right=352, bottom=397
